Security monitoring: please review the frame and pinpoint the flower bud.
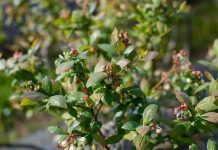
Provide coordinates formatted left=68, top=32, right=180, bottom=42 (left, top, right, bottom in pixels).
left=156, top=128, right=162, bottom=134
left=61, top=140, right=68, bottom=147
left=151, top=133, right=157, bottom=139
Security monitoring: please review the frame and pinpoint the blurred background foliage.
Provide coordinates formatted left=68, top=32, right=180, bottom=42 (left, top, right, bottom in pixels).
left=0, top=0, right=218, bottom=145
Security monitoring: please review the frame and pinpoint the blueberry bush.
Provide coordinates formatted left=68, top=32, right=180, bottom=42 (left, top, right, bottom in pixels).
left=0, top=0, right=217, bottom=150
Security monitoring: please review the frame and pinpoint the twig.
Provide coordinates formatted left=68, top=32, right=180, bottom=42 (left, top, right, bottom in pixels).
left=91, top=107, right=110, bottom=150
left=153, top=65, right=175, bottom=90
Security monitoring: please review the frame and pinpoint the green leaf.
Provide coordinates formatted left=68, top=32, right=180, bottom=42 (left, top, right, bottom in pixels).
left=21, top=98, right=37, bottom=106
left=133, top=135, right=149, bottom=150
left=205, top=71, right=215, bottom=81
left=106, top=135, right=123, bottom=144
left=195, top=96, right=218, bottom=112
left=114, top=41, right=125, bottom=52
left=56, top=61, right=74, bottom=74
left=124, top=45, right=135, bottom=55
left=209, top=80, right=218, bottom=95
left=207, top=138, right=216, bottom=150
left=98, top=44, right=117, bottom=56
left=48, top=95, right=67, bottom=109
left=123, top=131, right=137, bottom=141
left=93, top=133, right=107, bottom=146
left=90, top=31, right=100, bottom=44
left=112, top=63, right=121, bottom=73
left=143, top=104, right=158, bottom=125
left=194, top=82, right=209, bottom=94
left=102, top=89, right=118, bottom=106
left=91, top=121, right=102, bottom=133
left=48, top=126, right=66, bottom=135
left=189, top=143, right=198, bottom=150
left=86, top=72, right=107, bottom=87
left=66, top=92, right=85, bottom=103
left=174, top=91, right=189, bottom=104
left=67, top=104, right=77, bottom=117
left=212, top=39, right=218, bottom=57
left=136, top=125, right=150, bottom=136
left=42, top=77, right=53, bottom=95
left=20, top=91, right=47, bottom=101
left=28, top=38, right=41, bottom=55
left=122, top=121, right=139, bottom=130
left=111, top=28, right=119, bottom=44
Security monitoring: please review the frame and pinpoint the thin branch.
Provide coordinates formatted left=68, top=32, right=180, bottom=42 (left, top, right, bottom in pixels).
left=91, top=107, right=110, bottom=150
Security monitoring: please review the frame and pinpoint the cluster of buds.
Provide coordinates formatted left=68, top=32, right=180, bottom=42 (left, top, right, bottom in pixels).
left=103, top=64, right=116, bottom=78
left=103, top=63, right=117, bottom=84
left=174, top=103, right=189, bottom=121
left=70, top=48, right=79, bottom=57
left=172, top=50, right=189, bottom=69
left=56, top=135, right=76, bottom=149
left=190, top=67, right=202, bottom=79
left=149, top=123, right=163, bottom=139
left=21, top=80, right=40, bottom=91
left=118, top=31, right=131, bottom=46
left=13, top=51, right=23, bottom=60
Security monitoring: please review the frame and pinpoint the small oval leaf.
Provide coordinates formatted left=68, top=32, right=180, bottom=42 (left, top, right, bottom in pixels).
left=143, top=104, right=158, bottom=125
left=56, top=61, right=74, bottom=74
left=207, top=138, right=216, bottom=150
left=48, top=126, right=66, bottom=135
left=86, top=72, right=107, bottom=87
left=48, top=95, right=67, bottom=109
left=20, top=91, right=47, bottom=101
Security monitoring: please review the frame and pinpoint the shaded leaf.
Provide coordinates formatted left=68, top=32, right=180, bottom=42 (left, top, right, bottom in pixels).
left=20, top=91, right=47, bottom=101
left=106, top=135, right=123, bottom=144
left=93, top=133, right=107, bottom=146
left=67, top=105, right=77, bottom=118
